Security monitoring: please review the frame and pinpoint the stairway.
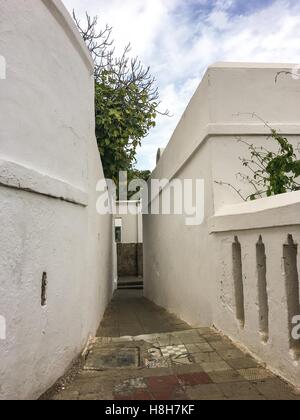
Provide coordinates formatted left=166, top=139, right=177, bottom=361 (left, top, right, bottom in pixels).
left=117, top=276, right=143, bottom=290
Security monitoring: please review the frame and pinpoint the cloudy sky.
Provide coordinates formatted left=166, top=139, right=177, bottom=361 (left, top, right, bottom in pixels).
left=62, top=0, right=300, bottom=170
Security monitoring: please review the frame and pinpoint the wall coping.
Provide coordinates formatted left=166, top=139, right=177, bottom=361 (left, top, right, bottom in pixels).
left=147, top=122, right=300, bottom=205
left=150, top=62, right=300, bottom=198
left=209, top=191, right=300, bottom=233
left=0, top=157, right=88, bottom=206
left=152, top=123, right=300, bottom=183
left=209, top=61, right=299, bottom=69
left=41, top=0, right=94, bottom=75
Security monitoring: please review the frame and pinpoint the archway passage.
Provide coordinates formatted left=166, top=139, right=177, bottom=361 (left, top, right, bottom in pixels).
left=43, top=290, right=300, bottom=401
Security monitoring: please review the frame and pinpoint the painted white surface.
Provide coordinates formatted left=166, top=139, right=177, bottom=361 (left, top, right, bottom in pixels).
left=0, top=0, right=113, bottom=400
left=211, top=208, right=300, bottom=387
left=210, top=191, right=300, bottom=232
left=143, top=63, right=300, bottom=386
left=115, top=201, right=143, bottom=244
left=115, top=218, right=123, bottom=228
left=0, top=158, right=88, bottom=206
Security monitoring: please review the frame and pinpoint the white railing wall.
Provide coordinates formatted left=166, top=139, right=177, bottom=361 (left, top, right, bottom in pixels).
left=210, top=197, right=300, bottom=385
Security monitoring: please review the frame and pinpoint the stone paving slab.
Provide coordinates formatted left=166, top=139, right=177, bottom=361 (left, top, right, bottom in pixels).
left=47, top=328, right=300, bottom=400
left=44, top=291, right=300, bottom=401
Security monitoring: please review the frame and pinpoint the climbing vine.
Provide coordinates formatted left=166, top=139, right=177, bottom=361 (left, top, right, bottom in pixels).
left=216, top=116, right=300, bottom=201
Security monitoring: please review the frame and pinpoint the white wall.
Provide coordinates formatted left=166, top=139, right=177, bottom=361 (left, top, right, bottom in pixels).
left=115, top=201, right=143, bottom=244
left=144, top=143, right=215, bottom=326
left=0, top=0, right=113, bottom=400
left=143, top=62, right=300, bottom=386
left=210, top=194, right=300, bottom=387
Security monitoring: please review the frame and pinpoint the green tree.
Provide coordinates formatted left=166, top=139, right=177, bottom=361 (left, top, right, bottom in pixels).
left=94, top=70, right=156, bottom=184
left=127, top=169, right=151, bottom=199
left=73, top=12, right=169, bottom=184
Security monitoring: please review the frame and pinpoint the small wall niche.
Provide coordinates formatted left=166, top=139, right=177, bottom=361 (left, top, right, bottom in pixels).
left=256, top=236, right=269, bottom=343
left=232, top=236, right=245, bottom=328
left=41, top=272, right=47, bottom=307
left=283, top=235, right=300, bottom=358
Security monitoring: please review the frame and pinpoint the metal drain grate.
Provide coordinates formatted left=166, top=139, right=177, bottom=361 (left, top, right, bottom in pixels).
left=84, top=347, right=140, bottom=371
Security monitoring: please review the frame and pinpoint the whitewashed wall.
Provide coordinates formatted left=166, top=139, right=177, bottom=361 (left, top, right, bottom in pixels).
left=0, top=0, right=113, bottom=400
left=115, top=201, right=143, bottom=244
left=144, top=63, right=300, bottom=386
left=210, top=193, right=300, bottom=386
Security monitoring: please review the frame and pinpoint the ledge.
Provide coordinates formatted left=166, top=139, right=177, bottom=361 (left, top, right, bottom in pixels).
left=148, top=122, right=300, bottom=206
left=209, top=191, right=300, bottom=233
left=206, top=122, right=300, bottom=137
left=152, top=122, right=300, bottom=183
left=0, top=158, right=88, bottom=206
left=209, top=61, right=299, bottom=69
left=41, top=0, right=94, bottom=75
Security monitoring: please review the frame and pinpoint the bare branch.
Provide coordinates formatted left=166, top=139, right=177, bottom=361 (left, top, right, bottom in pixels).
left=73, top=10, right=171, bottom=115
left=214, top=181, right=248, bottom=202
left=275, top=71, right=294, bottom=84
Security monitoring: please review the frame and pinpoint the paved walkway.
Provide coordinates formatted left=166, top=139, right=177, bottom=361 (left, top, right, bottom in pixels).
left=45, top=290, right=300, bottom=400
left=97, top=290, right=191, bottom=337
left=117, top=277, right=143, bottom=291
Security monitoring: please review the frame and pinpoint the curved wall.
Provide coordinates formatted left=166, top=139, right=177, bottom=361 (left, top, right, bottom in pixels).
left=0, top=0, right=113, bottom=399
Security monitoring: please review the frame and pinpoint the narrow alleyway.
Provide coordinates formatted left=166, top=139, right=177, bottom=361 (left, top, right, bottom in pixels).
left=45, top=289, right=300, bottom=400
left=97, top=289, right=191, bottom=337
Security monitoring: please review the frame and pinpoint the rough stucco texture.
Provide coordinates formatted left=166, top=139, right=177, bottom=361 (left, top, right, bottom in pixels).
left=0, top=0, right=113, bottom=400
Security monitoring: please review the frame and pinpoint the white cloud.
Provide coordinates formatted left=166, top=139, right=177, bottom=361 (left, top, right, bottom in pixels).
left=62, top=0, right=300, bottom=170
left=208, top=10, right=229, bottom=29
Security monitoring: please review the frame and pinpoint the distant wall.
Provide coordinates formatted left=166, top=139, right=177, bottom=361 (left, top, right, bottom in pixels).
left=115, top=202, right=143, bottom=277
left=0, top=0, right=113, bottom=400
left=144, top=63, right=300, bottom=386
left=117, top=244, right=143, bottom=277
left=115, top=201, right=143, bottom=244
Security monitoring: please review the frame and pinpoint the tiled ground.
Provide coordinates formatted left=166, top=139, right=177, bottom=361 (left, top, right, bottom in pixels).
left=46, top=290, right=300, bottom=401
left=97, top=289, right=191, bottom=337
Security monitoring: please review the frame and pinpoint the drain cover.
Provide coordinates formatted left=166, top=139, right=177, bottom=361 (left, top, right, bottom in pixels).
left=85, top=347, right=140, bottom=370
